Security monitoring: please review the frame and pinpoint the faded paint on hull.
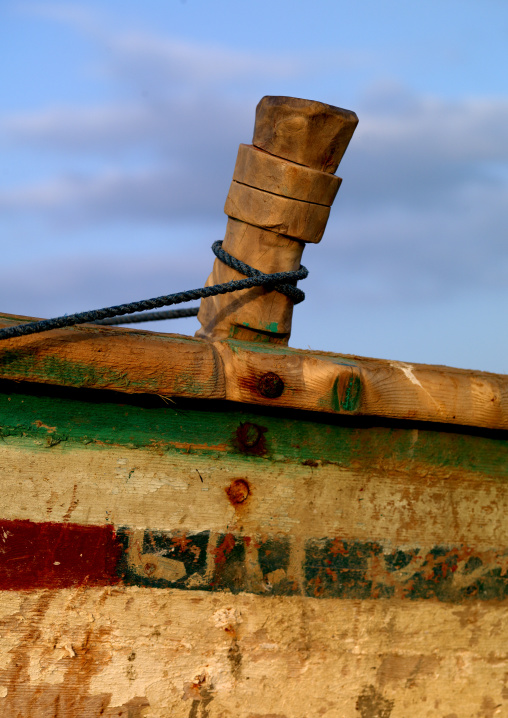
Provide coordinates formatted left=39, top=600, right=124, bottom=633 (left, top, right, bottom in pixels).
left=0, top=588, right=507, bottom=717
left=0, top=381, right=507, bottom=715
left=1, top=519, right=508, bottom=603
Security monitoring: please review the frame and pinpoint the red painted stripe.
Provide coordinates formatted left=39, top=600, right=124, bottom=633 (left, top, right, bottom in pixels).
left=0, top=520, right=122, bottom=590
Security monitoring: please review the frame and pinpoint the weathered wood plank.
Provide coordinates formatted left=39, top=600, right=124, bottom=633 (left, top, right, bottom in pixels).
left=3, top=436, right=508, bottom=551
left=0, top=313, right=224, bottom=398
left=215, top=340, right=508, bottom=431
left=0, top=380, right=507, bottom=716
left=1, top=387, right=507, bottom=556
left=0, top=587, right=507, bottom=716
left=1, top=313, right=507, bottom=430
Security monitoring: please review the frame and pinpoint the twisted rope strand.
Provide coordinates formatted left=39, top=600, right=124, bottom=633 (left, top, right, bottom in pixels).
left=94, top=307, right=200, bottom=326
left=211, top=240, right=305, bottom=304
left=0, top=241, right=308, bottom=340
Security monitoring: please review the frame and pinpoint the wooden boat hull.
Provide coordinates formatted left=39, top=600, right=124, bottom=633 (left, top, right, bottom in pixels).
left=3, top=93, right=506, bottom=716
left=1, top=379, right=507, bottom=716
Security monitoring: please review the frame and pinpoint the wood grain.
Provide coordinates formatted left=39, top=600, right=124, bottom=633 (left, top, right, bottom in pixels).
left=1, top=587, right=506, bottom=717
left=195, top=220, right=304, bottom=341
left=0, top=390, right=507, bottom=714
left=0, top=313, right=224, bottom=398
left=0, top=312, right=507, bottom=430
left=1, top=436, right=506, bottom=549
left=224, top=181, right=330, bottom=242
left=0, top=360, right=507, bottom=715
left=253, top=95, right=358, bottom=173
left=232, top=143, right=341, bottom=206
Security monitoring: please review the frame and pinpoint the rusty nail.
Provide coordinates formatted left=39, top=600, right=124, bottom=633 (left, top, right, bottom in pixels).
left=257, top=372, right=284, bottom=399
left=238, top=422, right=262, bottom=448
left=226, top=479, right=250, bottom=505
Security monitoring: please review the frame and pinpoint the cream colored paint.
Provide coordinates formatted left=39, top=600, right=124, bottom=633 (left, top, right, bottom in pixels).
left=0, top=439, right=507, bottom=549
left=0, top=587, right=506, bottom=717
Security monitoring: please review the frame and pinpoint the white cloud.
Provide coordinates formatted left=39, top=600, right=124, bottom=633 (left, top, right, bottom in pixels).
left=1, top=105, right=154, bottom=152
left=106, top=32, right=301, bottom=88
left=1, top=9, right=507, bottom=309
left=19, top=2, right=98, bottom=29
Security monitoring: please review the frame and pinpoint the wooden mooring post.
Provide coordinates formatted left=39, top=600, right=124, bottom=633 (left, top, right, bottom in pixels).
left=196, top=96, right=358, bottom=343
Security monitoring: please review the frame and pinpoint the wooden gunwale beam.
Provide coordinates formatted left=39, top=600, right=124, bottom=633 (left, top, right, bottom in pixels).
left=1, top=96, right=506, bottom=431
left=0, top=313, right=506, bottom=431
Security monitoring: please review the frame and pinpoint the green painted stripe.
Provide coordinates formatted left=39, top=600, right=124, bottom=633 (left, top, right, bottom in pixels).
left=0, top=382, right=507, bottom=479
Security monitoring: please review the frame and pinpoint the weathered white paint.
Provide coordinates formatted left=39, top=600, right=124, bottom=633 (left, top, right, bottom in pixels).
left=0, top=440, right=507, bottom=548
left=0, top=588, right=506, bottom=717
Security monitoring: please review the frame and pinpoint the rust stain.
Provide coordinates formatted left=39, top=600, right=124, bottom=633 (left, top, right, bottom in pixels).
left=143, top=562, right=156, bottom=576
left=234, top=422, right=267, bottom=456
left=256, top=372, right=285, bottom=399
left=183, top=673, right=214, bottom=718
left=62, top=484, right=79, bottom=522
left=33, top=420, right=57, bottom=432
left=171, top=533, right=193, bottom=551
left=0, top=589, right=141, bottom=717
left=212, top=533, right=236, bottom=564
left=169, top=440, right=228, bottom=453
left=226, top=479, right=250, bottom=506
left=329, top=538, right=349, bottom=557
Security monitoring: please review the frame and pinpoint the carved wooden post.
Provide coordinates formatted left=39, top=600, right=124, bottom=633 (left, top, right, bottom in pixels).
left=196, top=96, right=358, bottom=343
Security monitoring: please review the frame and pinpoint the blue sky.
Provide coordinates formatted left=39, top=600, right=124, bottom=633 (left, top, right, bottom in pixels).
left=1, top=1, right=508, bottom=372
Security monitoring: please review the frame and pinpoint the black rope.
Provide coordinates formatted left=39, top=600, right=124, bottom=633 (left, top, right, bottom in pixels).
left=0, top=241, right=308, bottom=340
left=94, top=307, right=199, bottom=326
left=212, top=240, right=305, bottom=304
left=94, top=240, right=305, bottom=327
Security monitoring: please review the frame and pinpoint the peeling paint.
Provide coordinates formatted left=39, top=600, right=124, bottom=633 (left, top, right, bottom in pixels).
left=1, top=519, right=507, bottom=601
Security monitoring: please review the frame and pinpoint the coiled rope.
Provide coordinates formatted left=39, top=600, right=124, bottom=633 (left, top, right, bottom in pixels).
left=0, top=241, right=307, bottom=341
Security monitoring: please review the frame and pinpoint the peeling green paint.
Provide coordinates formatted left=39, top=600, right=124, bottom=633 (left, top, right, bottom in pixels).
left=0, top=332, right=208, bottom=395
left=1, top=378, right=508, bottom=603
left=0, top=352, right=156, bottom=392
left=225, top=339, right=357, bottom=363
left=0, top=383, right=507, bottom=479
left=329, top=373, right=362, bottom=413
left=341, top=374, right=362, bottom=412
